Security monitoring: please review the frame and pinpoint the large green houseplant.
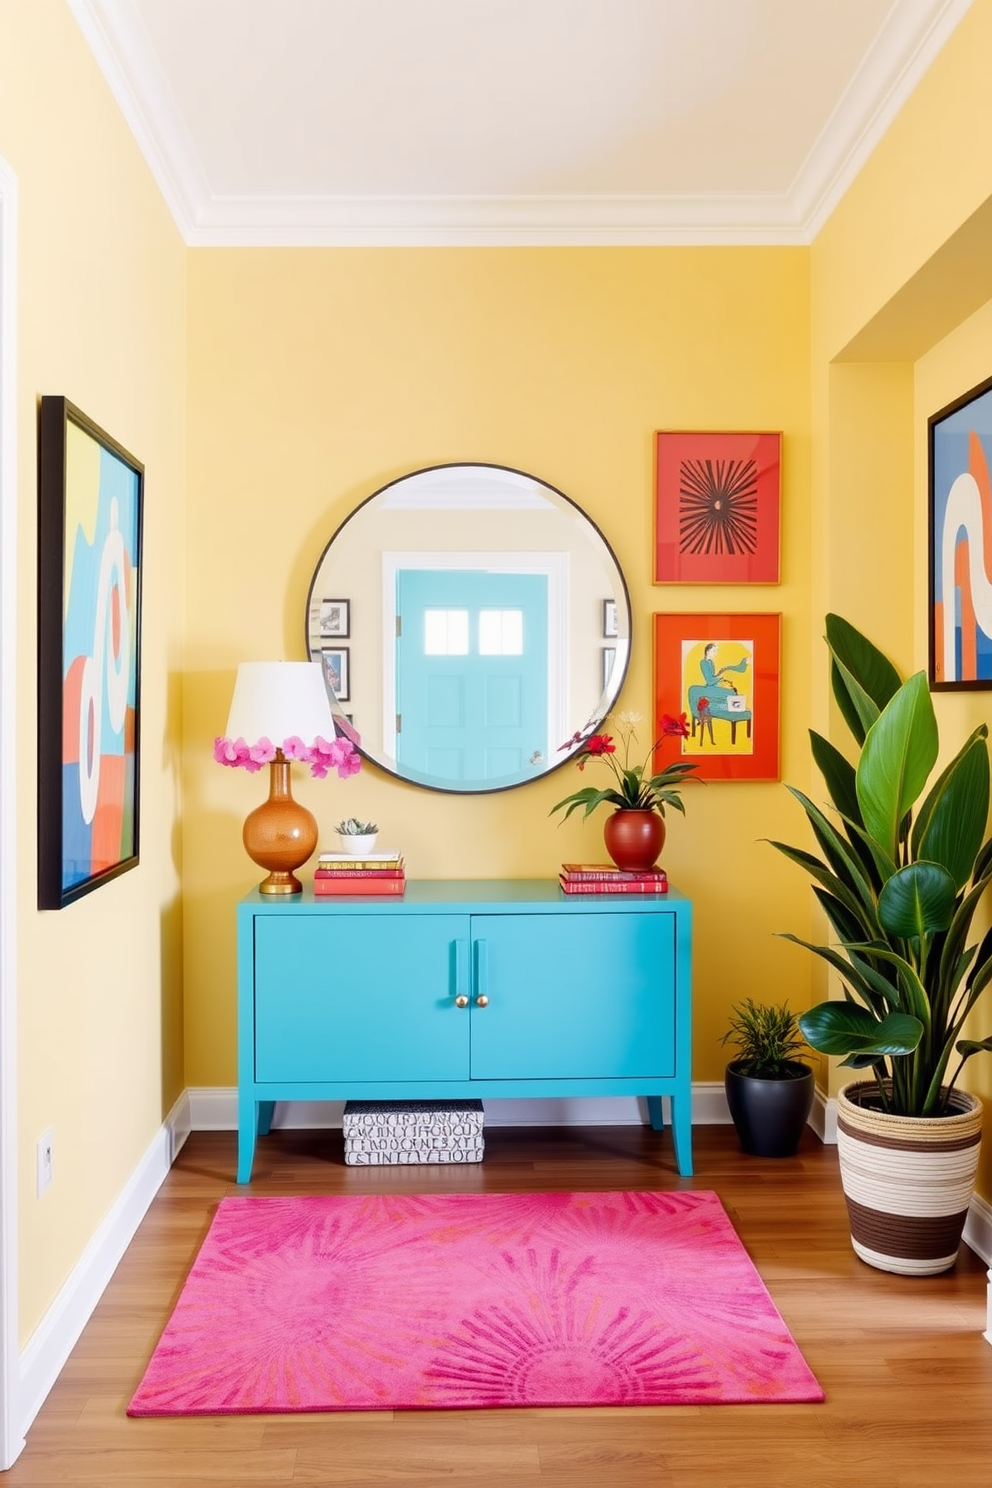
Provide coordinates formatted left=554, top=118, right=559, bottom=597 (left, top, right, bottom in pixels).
left=771, top=615, right=992, bottom=1273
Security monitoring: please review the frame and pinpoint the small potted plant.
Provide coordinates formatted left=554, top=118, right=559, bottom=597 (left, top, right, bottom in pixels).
left=335, top=818, right=378, bottom=854
left=720, top=998, right=814, bottom=1157
left=550, top=711, right=698, bottom=871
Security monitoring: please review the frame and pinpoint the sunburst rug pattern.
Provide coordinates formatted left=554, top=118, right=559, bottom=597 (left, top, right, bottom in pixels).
left=128, top=1190, right=823, bottom=1414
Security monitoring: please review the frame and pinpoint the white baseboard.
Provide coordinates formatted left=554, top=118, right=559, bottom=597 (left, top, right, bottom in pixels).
left=809, top=1088, right=838, bottom=1144
left=18, top=1092, right=190, bottom=1438
left=187, top=1083, right=736, bottom=1132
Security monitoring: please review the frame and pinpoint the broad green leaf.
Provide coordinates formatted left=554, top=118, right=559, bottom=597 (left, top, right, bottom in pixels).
left=778, top=933, right=880, bottom=1005
left=809, top=730, right=861, bottom=823
left=798, top=1002, right=922, bottom=1057
left=878, top=861, right=957, bottom=939
left=768, top=841, right=869, bottom=926
left=811, top=885, right=872, bottom=946
left=850, top=942, right=931, bottom=1028
left=912, top=730, right=990, bottom=889
left=830, top=658, right=880, bottom=747
left=785, top=788, right=878, bottom=919
left=857, top=673, right=938, bottom=861
left=825, top=615, right=902, bottom=745
left=956, top=1037, right=992, bottom=1057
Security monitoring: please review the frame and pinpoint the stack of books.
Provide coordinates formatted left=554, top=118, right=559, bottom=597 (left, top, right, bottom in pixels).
left=559, top=863, right=668, bottom=895
left=313, top=849, right=405, bottom=896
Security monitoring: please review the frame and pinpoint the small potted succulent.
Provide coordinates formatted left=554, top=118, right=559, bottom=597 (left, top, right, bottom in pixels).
left=720, top=998, right=814, bottom=1157
left=335, top=818, right=378, bottom=854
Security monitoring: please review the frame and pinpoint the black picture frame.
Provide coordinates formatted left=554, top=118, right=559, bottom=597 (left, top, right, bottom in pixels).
left=38, top=397, right=144, bottom=908
left=928, top=373, right=992, bottom=689
left=321, top=646, right=350, bottom=703
left=603, top=599, right=618, bottom=638
left=318, top=597, right=350, bottom=639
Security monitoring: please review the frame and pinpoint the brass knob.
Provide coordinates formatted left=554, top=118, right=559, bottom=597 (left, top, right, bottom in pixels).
left=454, top=995, right=469, bottom=1008
left=475, top=994, right=489, bottom=1008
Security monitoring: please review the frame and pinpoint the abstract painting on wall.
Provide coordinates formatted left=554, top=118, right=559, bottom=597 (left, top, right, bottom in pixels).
left=654, top=431, right=781, bottom=584
left=929, top=375, right=992, bottom=689
left=38, top=398, right=143, bottom=908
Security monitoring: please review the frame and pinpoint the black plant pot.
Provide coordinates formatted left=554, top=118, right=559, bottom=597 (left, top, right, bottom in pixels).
left=725, top=1061, right=815, bottom=1157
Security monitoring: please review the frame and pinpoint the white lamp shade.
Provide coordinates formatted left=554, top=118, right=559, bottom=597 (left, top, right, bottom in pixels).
left=225, top=662, right=335, bottom=745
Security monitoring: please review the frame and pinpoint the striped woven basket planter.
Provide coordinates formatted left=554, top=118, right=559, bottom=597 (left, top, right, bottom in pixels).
left=837, top=1081, right=984, bottom=1277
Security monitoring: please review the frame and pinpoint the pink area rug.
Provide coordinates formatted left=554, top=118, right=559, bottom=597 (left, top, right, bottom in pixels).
left=128, top=1190, right=822, bottom=1415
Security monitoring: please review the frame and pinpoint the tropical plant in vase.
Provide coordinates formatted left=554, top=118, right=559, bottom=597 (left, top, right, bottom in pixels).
left=770, top=614, right=992, bottom=1272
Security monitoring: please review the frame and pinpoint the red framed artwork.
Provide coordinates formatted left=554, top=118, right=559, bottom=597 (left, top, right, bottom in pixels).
left=654, top=431, right=781, bottom=584
left=653, top=613, right=781, bottom=782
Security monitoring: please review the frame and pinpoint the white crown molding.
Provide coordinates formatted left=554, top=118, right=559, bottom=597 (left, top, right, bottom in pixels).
left=67, top=0, right=973, bottom=248
left=792, top=0, right=976, bottom=238
left=64, top=0, right=205, bottom=240
left=183, top=193, right=807, bottom=248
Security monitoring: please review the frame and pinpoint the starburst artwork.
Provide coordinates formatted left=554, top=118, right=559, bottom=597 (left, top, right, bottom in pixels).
left=678, top=457, right=758, bottom=556
left=654, top=431, right=781, bottom=584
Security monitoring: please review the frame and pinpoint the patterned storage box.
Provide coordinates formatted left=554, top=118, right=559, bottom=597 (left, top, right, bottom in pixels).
left=342, top=1100, right=485, bottom=1165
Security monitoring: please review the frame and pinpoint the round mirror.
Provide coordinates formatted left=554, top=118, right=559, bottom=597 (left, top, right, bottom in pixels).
left=305, top=463, right=631, bottom=793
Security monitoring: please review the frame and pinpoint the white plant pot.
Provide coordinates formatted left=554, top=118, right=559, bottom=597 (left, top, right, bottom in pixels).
left=338, top=833, right=377, bottom=855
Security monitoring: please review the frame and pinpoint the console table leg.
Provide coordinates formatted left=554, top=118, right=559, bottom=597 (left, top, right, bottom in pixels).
left=258, top=1101, right=275, bottom=1135
left=237, top=1093, right=259, bottom=1184
left=670, top=1092, right=694, bottom=1176
left=646, top=1095, right=665, bottom=1131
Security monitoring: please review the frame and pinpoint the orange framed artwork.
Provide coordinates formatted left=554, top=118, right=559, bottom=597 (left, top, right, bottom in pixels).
left=653, top=613, right=781, bottom=782
left=654, top=431, right=781, bottom=584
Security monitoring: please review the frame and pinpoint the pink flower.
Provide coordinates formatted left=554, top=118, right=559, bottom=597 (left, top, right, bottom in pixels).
left=214, top=736, right=255, bottom=769
left=248, top=736, right=276, bottom=767
left=214, top=730, right=362, bottom=781
left=280, top=735, right=312, bottom=763
left=309, top=735, right=361, bottom=780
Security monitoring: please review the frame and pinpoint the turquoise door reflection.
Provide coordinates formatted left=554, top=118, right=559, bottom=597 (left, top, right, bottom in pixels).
left=396, top=570, right=548, bottom=787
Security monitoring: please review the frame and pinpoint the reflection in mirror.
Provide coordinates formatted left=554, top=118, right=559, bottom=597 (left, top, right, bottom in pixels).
left=305, top=464, right=631, bottom=793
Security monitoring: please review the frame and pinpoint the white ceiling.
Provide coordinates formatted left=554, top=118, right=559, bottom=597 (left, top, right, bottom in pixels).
left=67, top=0, right=973, bottom=246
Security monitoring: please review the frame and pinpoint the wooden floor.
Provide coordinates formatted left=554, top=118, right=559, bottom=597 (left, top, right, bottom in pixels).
left=8, top=1123, right=992, bottom=1487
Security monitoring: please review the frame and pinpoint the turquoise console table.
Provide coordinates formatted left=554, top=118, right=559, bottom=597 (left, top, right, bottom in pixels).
left=236, top=879, right=693, bottom=1182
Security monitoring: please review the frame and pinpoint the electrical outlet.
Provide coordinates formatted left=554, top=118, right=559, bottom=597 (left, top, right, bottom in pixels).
left=37, top=1129, right=53, bottom=1196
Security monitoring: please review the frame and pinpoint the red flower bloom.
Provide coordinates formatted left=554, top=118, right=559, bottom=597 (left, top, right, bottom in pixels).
left=661, top=712, right=690, bottom=738
left=585, top=734, right=616, bottom=755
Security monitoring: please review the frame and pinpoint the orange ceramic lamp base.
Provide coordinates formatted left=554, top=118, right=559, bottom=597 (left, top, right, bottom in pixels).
left=242, top=752, right=318, bottom=895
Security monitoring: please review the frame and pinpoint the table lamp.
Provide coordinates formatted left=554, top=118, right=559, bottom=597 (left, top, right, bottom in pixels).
left=216, top=661, right=360, bottom=895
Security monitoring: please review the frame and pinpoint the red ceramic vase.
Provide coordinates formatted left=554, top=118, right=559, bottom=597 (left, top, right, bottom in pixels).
left=602, top=809, right=665, bottom=872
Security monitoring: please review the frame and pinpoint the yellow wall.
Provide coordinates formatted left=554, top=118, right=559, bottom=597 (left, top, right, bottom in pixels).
left=183, top=246, right=814, bottom=1087
left=0, top=0, right=186, bottom=1342
left=6, top=0, right=992, bottom=1359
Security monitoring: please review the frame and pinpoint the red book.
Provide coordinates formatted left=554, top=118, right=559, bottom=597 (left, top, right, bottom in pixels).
left=313, top=867, right=405, bottom=880
left=559, top=876, right=667, bottom=895
left=313, top=876, right=406, bottom=896
left=561, top=863, right=668, bottom=884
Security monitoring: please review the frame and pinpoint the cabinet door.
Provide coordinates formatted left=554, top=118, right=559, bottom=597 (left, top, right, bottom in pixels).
left=470, top=912, right=676, bottom=1079
left=253, top=915, right=469, bottom=1082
